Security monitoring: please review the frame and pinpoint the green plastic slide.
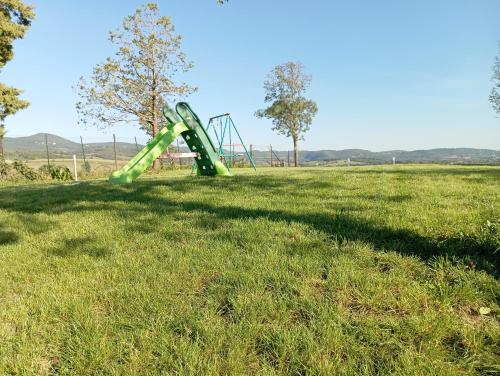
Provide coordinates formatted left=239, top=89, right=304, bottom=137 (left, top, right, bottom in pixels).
left=108, top=102, right=230, bottom=184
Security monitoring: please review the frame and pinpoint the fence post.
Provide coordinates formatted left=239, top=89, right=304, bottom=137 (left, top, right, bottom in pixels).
left=73, top=154, right=78, bottom=181
left=113, top=134, right=118, bottom=169
left=80, top=136, right=87, bottom=165
left=45, top=133, right=50, bottom=167
left=347, top=157, right=350, bottom=167
left=249, top=144, right=253, bottom=167
left=134, top=137, right=139, bottom=152
left=270, top=145, right=273, bottom=167
left=287, top=150, right=290, bottom=167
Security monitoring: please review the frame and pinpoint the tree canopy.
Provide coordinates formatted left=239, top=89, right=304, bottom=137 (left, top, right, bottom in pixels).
left=76, top=3, right=196, bottom=142
left=0, top=0, right=34, bottom=68
left=256, top=61, right=317, bottom=167
left=0, top=0, right=35, bottom=155
left=490, top=45, right=500, bottom=115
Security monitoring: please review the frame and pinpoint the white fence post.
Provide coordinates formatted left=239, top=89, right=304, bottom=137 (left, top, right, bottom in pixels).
left=73, top=154, right=78, bottom=181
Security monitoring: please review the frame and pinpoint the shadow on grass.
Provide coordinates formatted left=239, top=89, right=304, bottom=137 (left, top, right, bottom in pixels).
left=0, top=224, right=18, bottom=246
left=0, top=174, right=497, bottom=275
left=175, top=200, right=499, bottom=275
left=49, top=236, right=111, bottom=258
left=348, top=167, right=500, bottom=180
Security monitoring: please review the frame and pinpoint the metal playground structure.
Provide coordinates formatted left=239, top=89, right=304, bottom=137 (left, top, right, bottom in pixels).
left=108, top=103, right=257, bottom=183
left=191, top=113, right=256, bottom=174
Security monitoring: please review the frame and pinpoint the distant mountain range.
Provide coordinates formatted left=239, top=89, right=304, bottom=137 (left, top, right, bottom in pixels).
left=3, top=133, right=499, bottom=165
left=278, top=148, right=500, bottom=164
left=4, top=133, right=144, bottom=160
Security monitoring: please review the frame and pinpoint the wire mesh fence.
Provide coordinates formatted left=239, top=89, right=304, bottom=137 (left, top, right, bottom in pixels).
left=2, top=134, right=298, bottom=180
left=2, top=133, right=306, bottom=174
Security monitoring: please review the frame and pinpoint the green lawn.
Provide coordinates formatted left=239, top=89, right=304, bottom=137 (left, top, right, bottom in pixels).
left=0, top=165, right=499, bottom=375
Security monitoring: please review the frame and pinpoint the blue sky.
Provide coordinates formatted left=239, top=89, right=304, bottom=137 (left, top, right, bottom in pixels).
left=1, top=0, right=499, bottom=150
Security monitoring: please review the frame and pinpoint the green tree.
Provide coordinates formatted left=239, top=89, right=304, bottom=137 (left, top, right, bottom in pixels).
left=490, top=45, right=500, bottom=115
left=256, top=61, right=318, bottom=167
left=76, top=3, right=196, bottom=169
left=0, top=0, right=35, bottom=156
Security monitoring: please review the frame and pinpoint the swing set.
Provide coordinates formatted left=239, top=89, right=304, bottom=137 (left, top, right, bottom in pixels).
left=191, top=113, right=256, bottom=174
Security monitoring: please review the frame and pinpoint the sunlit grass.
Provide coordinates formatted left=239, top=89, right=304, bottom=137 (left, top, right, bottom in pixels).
left=0, top=165, right=499, bottom=374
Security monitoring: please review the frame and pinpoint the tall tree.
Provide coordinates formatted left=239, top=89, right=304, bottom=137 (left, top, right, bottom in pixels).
left=0, top=0, right=35, bottom=156
left=490, top=45, right=500, bottom=115
left=256, top=62, right=317, bottom=167
left=76, top=3, right=196, bottom=168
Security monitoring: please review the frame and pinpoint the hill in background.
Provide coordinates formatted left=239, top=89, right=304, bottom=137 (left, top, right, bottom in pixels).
left=4, top=133, right=144, bottom=161
left=3, top=133, right=499, bottom=165
left=247, top=148, right=499, bottom=165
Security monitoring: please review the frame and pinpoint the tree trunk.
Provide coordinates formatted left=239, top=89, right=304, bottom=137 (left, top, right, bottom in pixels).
left=0, top=126, right=4, bottom=158
left=293, top=136, right=299, bottom=167
left=152, top=152, right=160, bottom=170
left=151, top=92, right=160, bottom=171
left=151, top=123, right=160, bottom=171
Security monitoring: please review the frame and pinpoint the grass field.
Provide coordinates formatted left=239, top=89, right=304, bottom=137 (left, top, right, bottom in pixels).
left=18, top=158, right=199, bottom=179
left=23, top=158, right=128, bottom=174
left=0, top=165, right=499, bottom=375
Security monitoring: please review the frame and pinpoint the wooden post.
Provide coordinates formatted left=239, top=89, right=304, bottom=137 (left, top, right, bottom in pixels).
left=134, top=137, right=139, bottom=151
left=80, top=136, right=87, bottom=165
left=113, top=134, right=118, bottom=169
left=270, top=145, right=273, bottom=167
left=72, top=154, right=78, bottom=181
left=45, top=134, right=50, bottom=167
left=287, top=150, right=290, bottom=167
left=249, top=144, right=253, bottom=167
